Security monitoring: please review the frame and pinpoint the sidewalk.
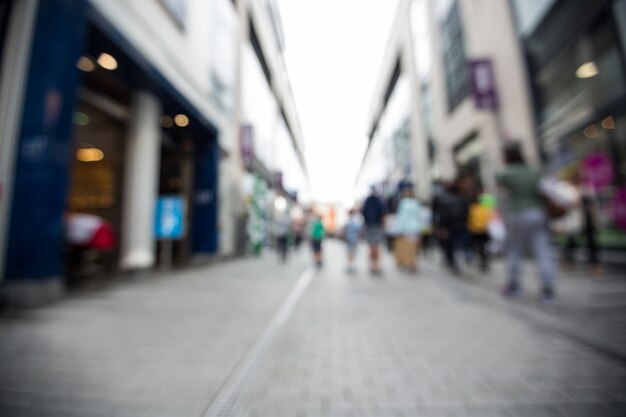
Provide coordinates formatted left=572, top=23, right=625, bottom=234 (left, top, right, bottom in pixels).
left=421, top=251, right=626, bottom=361
left=0, top=249, right=309, bottom=417
left=238, top=241, right=626, bottom=416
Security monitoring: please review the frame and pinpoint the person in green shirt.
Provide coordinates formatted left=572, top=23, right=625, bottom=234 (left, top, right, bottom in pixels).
left=496, top=142, right=556, bottom=303
left=309, top=214, right=325, bottom=266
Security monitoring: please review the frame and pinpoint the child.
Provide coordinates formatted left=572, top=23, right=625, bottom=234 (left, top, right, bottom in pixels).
left=309, top=214, right=325, bottom=266
left=343, top=209, right=362, bottom=273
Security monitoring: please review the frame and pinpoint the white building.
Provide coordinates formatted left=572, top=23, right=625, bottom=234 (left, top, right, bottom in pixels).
left=0, top=0, right=307, bottom=305
left=358, top=0, right=537, bottom=200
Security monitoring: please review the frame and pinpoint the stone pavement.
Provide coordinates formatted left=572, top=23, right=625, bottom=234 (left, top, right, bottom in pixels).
left=0, top=241, right=625, bottom=417
left=0, top=249, right=309, bottom=417
left=241, top=241, right=626, bottom=417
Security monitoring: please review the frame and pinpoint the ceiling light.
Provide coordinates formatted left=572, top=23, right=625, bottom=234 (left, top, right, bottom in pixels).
left=576, top=61, right=598, bottom=79
left=602, top=116, right=615, bottom=129
left=583, top=124, right=598, bottom=138
left=97, top=53, right=118, bottom=70
left=76, top=147, right=104, bottom=162
left=76, top=56, right=95, bottom=72
left=174, top=114, right=189, bottom=127
left=161, top=115, right=174, bottom=128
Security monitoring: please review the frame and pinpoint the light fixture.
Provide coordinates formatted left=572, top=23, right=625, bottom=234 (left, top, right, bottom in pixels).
left=76, top=56, right=96, bottom=72
left=174, top=114, right=189, bottom=127
left=602, top=116, right=615, bottom=129
left=76, top=147, right=104, bottom=162
left=73, top=111, right=90, bottom=126
left=274, top=196, right=287, bottom=212
left=161, top=115, right=174, bottom=128
left=576, top=61, right=598, bottom=79
left=583, top=124, right=599, bottom=138
left=97, top=53, right=118, bottom=70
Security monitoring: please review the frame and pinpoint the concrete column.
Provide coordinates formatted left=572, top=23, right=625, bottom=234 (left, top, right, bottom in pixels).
left=120, top=91, right=161, bottom=270
left=0, top=0, right=39, bottom=284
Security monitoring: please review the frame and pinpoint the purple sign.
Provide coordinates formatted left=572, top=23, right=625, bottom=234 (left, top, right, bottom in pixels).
left=581, top=152, right=614, bottom=190
left=240, top=124, right=253, bottom=166
left=469, top=59, right=499, bottom=110
left=611, top=187, right=626, bottom=231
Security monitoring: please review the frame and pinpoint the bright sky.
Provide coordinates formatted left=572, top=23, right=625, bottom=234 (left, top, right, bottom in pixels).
left=278, top=0, right=400, bottom=206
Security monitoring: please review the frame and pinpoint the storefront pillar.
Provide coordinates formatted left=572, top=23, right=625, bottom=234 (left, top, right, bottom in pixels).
left=119, top=91, right=161, bottom=270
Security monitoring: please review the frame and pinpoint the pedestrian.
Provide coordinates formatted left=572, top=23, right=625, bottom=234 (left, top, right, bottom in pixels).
left=361, top=186, right=386, bottom=274
left=309, top=213, right=325, bottom=267
left=394, top=186, right=422, bottom=272
left=342, top=209, right=362, bottom=273
left=558, top=170, right=602, bottom=277
left=467, top=193, right=495, bottom=272
left=273, top=211, right=291, bottom=263
left=497, top=142, right=557, bottom=303
left=432, top=176, right=471, bottom=274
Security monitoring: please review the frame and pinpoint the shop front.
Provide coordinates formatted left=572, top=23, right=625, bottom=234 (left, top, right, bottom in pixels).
left=3, top=0, right=220, bottom=302
left=519, top=0, right=626, bottom=249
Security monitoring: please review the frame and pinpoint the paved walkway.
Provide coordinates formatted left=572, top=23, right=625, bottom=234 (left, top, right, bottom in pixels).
left=0, top=241, right=625, bottom=417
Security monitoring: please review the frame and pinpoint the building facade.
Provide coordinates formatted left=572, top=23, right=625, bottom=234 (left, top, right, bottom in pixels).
left=0, top=0, right=307, bottom=305
left=358, top=0, right=537, bottom=200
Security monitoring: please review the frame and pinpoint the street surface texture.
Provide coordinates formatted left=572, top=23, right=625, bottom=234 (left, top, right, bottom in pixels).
left=0, top=241, right=625, bottom=417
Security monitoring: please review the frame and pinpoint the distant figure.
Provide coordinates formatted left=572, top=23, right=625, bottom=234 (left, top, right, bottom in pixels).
left=343, top=209, right=362, bottom=273
left=432, top=176, right=471, bottom=274
left=497, top=142, right=557, bottom=303
left=309, top=214, right=326, bottom=267
left=560, top=170, right=601, bottom=277
left=394, top=187, right=422, bottom=272
left=361, top=187, right=386, bottom=274
left=467, top=193, right=496, bottom=272
left=273, top=212, right=291, bottom=263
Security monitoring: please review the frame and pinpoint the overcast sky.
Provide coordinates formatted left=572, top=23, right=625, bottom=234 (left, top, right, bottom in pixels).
left=278, top=0, right=400, bottom=206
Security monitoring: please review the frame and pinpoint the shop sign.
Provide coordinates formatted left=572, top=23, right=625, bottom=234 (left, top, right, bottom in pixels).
left=581, top=152, right=614, bottom=190
left=240, top=124, right=254, bottom=167
left=155, top=196, right=185, bottom=239
left=612, top=187, right=626, bottom=231
left=469, top=59, right=499, bottom=110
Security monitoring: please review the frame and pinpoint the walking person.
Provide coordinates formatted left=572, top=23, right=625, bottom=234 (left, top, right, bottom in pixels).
left=432, top=177, right=471, bottom=274
left=560, top=170, right=602, bottom=277
left=497, top=142, right=557, bottom=303
left=394, top=186, right=422, bottom=272
left=467, top=193, right=495, bottom=272
left=342, top=209, right=362, bottom=273
left=361, top=186, right=386, bottom=274
left=309, top=213, right=325, bottom=267
left=273, top=211, right=291, bottom=263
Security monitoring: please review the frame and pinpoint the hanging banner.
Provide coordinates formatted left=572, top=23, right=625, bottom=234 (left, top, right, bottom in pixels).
left=469, top=58, right=499, bottom=110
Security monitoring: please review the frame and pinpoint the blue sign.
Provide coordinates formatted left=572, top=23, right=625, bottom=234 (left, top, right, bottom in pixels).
left=155, top=196, right=185, bottom=239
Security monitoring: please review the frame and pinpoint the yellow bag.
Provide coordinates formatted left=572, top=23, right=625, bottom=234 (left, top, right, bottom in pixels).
left=468, top=204, right=492, bottom=233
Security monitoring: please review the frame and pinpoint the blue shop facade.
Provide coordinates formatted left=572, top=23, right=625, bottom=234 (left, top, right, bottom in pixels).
left=0, top=0, right=223, bottom=305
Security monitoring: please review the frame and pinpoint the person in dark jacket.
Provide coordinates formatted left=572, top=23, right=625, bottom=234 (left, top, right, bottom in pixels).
left=432, top=176, right=471, bottom=273
left=361, top=186, right=386, bottom=274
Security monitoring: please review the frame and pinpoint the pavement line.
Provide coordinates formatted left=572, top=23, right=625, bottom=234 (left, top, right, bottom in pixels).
left=201, top=265, right=317, bottom=417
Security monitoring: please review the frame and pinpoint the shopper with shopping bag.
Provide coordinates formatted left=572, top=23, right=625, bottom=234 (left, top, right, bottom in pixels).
left=393, top=186, right=422, bottom=273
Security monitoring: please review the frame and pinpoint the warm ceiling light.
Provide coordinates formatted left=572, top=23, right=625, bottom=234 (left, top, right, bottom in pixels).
left=76, top=56, right=95, bottom=72
left=73, top=111, right=90, bottom=126
left=583, top=124, right=599, bottom=138
left=602, top=116, right=615, bottom=129
left=576, top=61, right=598, bottom=79
left=174, top=114, right=189, bottom=127
left=97, top=53, right=118, bottom=70
left=161, top=115, right=174, bottom=128
left=76, top=147, right=104, bottom=162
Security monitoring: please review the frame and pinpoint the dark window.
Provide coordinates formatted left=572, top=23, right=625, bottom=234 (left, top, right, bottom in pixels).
left=249, top=18, right=272, bottom=87
left=383, top=58, right=402, bottom=107
left=440, top=1, right=470, bottom=112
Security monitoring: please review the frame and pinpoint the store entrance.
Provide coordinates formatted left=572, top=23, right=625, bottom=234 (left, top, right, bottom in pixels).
left=65, top=96, right=126, bottom=284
